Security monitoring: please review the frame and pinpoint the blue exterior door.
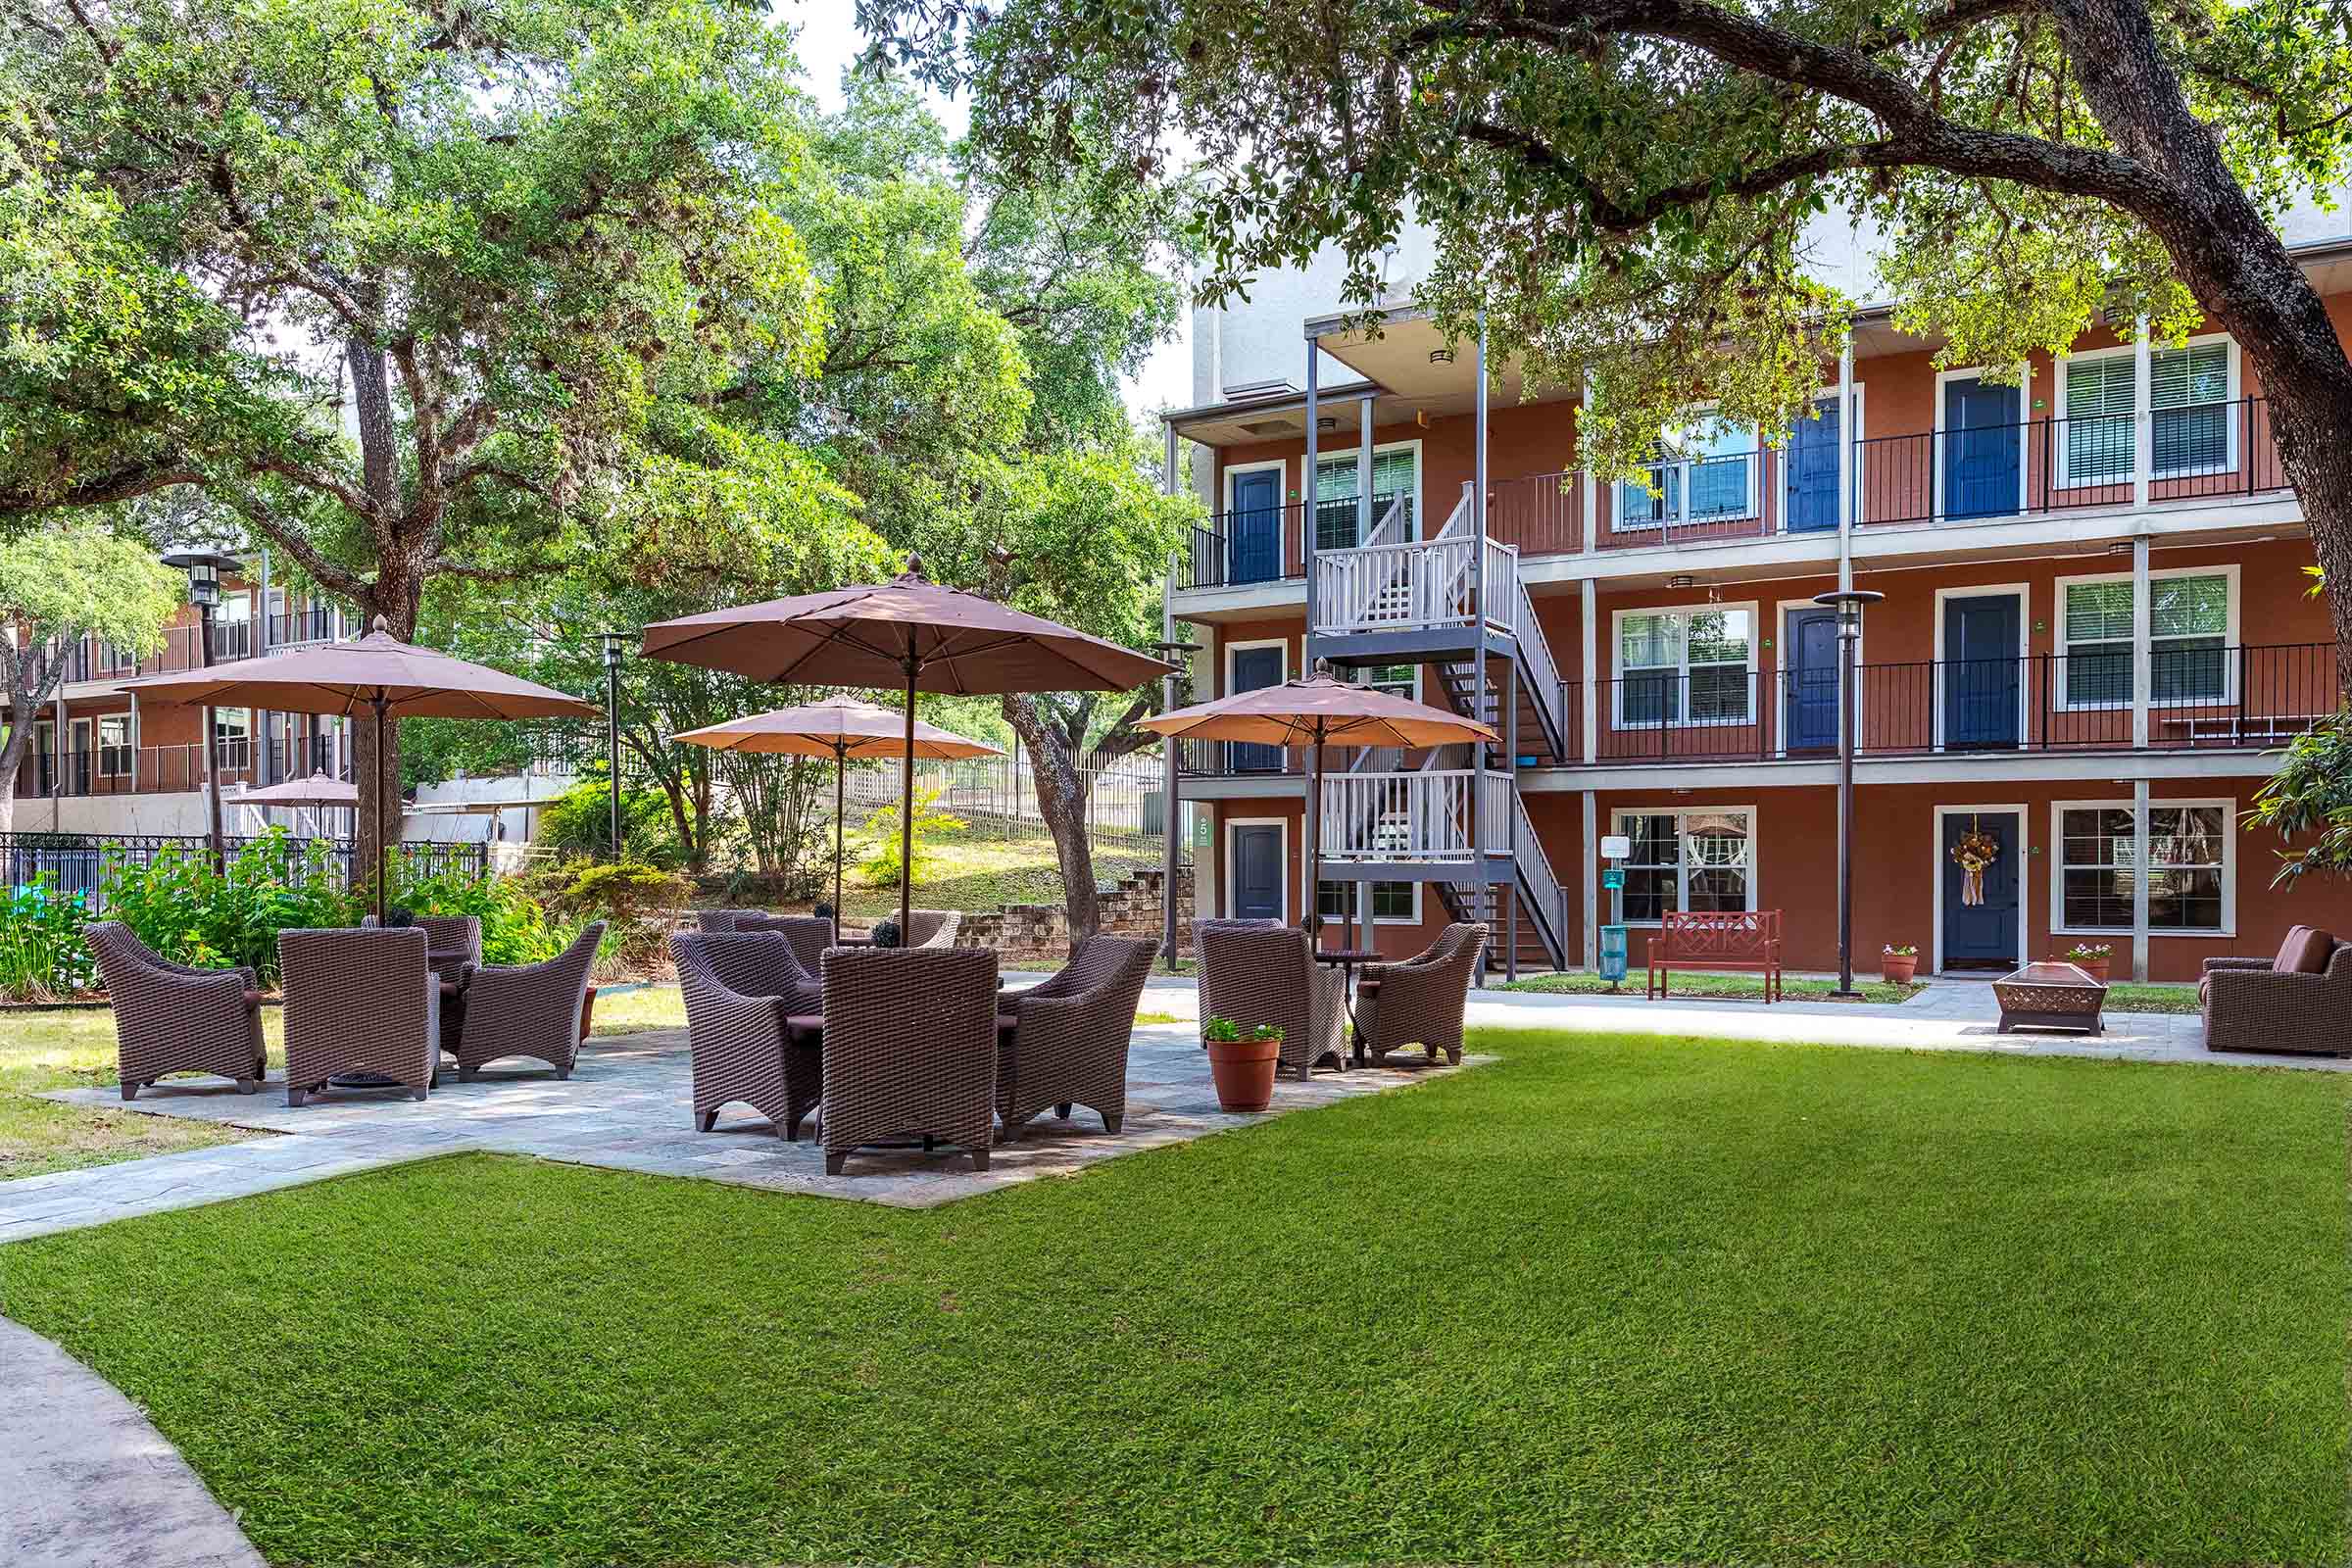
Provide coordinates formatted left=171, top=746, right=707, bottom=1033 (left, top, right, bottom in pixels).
left=1783, top=609, right=1842, bottom=751
left=1229, top=468, right=1282, bottom=584
left=1228, top=645, right=1284, bottom=772
left=1942, top=595, right=2021, bottom=749
left=1941, top=811, right=2020, bottom=968
left=1786, top=398, right=1840, bottom=532
left=1232, top=824, right=1284, bottom=920
left=1942, top=378, right=2021, bottom=518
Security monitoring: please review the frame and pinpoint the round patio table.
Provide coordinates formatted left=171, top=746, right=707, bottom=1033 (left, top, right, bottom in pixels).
left=1314, top=948, right=1382, bottom=1066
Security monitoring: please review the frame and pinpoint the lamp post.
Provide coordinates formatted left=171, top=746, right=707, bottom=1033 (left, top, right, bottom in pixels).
left=1812, top=588, right=1884, bottom=999
left=161, top=548, right=240, bottom=872
left=600, top=631, right=628, bottom=860
left=1150, top=635, right=1202, bottom=965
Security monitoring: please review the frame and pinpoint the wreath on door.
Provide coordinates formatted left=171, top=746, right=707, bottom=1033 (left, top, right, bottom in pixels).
left=1950, top=818, right=2001, bottom=907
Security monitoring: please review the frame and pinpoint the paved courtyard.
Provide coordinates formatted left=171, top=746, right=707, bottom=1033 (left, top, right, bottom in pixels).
left=6, top=1022, right=1476, bottom=1244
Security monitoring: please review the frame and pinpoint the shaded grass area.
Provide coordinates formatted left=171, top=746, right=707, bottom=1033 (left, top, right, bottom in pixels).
left=1500, top=969, right=1925, bottom=1004
left=2, top=1032, right=2344, bottom=1567
left=2104, top=982, right=2202, bottom=1015
left=0, top=1008, right=276, bottom=1180
left=819, top=828, right=1163, bottom=920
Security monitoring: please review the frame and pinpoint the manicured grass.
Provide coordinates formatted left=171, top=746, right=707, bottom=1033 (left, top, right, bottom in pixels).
left=585, top=983, right=686, bottom=1037
left=3, top=1031, right=2343, bottom=1567
left=0, top=1008, right=277, bottom=1180
left=1500, top=969, right=1925, bottom=1004
left=803, top=826, right=1163, bottom=920
left=2104, top=982, right=2202, bottom=1014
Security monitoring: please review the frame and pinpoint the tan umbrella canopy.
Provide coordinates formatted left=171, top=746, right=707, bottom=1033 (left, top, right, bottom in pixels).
left=1141, top=662, right=1497, bottom=939
left=672, top=698, right=1002, bottom=941
left=643, top=559, right=1171, bottom=935
left=233, top=770, right=361, bottom=807
left=118, top=616, right=600, bottom=922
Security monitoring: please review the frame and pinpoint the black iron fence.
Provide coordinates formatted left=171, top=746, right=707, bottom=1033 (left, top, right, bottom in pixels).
left=0, top=833, right=487, bottom=914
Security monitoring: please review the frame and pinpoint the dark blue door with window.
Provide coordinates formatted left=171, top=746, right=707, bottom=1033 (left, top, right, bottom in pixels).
left=1786, top=398, right=1840, bottom=532
left=1942, top=595, right=2021, bottom=749
left=1229, top=469, right=1282, bottom=584
left=1943, top=378, right=2021, bottom=519
left=1784, top=609, right=1842, bottom=750
left=1232, top=824, right=1284, bottom=921
left=1940, top=811, right=2020, bottom=967
left=1229, top=645, right=1284, bottom=772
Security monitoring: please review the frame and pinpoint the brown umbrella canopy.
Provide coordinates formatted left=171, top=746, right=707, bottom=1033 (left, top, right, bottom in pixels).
left=120, top=617, right=598, bottom=922
left=672, top=699, right=1001, bottom=938
left=643, top=559, right=1172, bottom=935
left=234, top=771, right=361, bottom=807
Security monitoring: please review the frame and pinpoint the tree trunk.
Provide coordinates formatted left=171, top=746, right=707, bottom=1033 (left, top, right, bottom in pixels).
left=1004, top=694, right=1103, bottom=951
left=2055, top=0, right=2352, bottom=698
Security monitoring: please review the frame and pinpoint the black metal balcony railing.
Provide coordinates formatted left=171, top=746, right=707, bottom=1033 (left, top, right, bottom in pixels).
left=1586, top=643, right=2334, bottom=764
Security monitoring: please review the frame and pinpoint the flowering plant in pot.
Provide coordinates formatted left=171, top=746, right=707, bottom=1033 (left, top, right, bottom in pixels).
left=2061, top=941, right=2113, bottom=982
left=1201, top=1016, right=1282, bottom=1111
left=1880, top=944, right=1919, bottom=984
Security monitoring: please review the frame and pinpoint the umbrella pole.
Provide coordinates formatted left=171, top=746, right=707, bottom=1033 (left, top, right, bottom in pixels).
left=1303, top=718, right=1321, bottom=943
left=900, top=658, right=916, bottom=939
left=831, top=741, right=845, bottom=946
left=371, top=695, right=389, bottom=926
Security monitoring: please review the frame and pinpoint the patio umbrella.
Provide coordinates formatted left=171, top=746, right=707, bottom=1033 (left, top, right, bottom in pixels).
left=671, top=698, right=1002, bottom=941
left=1139, top=662, right=1498, bottom=941
left=234, top=769, right=361, bottom=841
left=641, top=557, right=1172, bottom=935
left=115, top=617, right=599, bottom=923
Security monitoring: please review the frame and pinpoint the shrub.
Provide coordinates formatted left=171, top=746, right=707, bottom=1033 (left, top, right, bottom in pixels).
left=0, top=876, right=95, bottom=1002
left=537, top=858, right=692, bottom=977
left=539, top=778, right=689, bottom=867
left=99, top=831, right=353, bottom=982
left=396, top=861, right=558, bottom=966
left=857, top=785, right=964, bottom=888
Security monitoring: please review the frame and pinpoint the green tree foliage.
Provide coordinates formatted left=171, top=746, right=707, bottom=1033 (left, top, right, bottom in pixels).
left=857, top=783, right=966, bottom=888
left=866, top=0, right=2352, bottom=687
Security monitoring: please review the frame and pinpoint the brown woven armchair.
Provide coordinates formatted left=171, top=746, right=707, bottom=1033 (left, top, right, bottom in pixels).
left=696, top=909, right=746, bottom=933
left=673, top=930, right=822, bottom=1137
left=2203, top=927, right=2352, bottom=1055
left=1354, top=923, right=1488, bottom=1066
left=451, top=922, right=607, bottom=1081
left=86, top=921, right=266, bottom=1100
left=738, top=914, right=833, bottom=979
left=364, top=913, right=480, bottom=986
left=1195, top=918, right=1347, bottom=1081
left=999, top=934, right=1154, bottom=1140
left=818, top=947, right=999, bottom=1175
left=279, top=926, right=439, bottom=1105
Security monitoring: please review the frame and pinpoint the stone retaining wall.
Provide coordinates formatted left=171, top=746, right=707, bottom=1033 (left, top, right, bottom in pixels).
left=956, top=866, right=1192, bottom=963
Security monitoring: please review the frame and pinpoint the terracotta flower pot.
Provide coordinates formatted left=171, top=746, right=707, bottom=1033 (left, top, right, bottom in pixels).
left=1206, top=1035, right=1281, bottom=1112
left=2068, top=957, right=2111, bottom=984
left=1881, top=955, right=1917, bottom=985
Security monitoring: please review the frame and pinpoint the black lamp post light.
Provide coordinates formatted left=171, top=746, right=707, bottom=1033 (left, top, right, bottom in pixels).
left=160, top=547, right=243, bottom=870
left=600, top=630, right=629, bottom=860
left=1811, top=587, right=1884, bottom=999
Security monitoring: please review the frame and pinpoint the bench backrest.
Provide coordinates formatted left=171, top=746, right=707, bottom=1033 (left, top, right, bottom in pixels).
left=1659, top=909, right=1782, bottom=959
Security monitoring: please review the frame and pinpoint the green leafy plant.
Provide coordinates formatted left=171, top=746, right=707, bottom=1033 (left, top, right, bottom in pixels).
left=1882, top=944, right=1917, bottom=957
left=538, top=779, right=692, bottom=869
left=98, top=830, right=354, bottom=982
left=857, top=785, right=966, bottom=888
left=0, top=875, right=95, bottom=1002
left=533, top=858, right=692, bottom=977
left=1201, top=1016, right=1283, bottom=1044
left=2249, top=709, right=2352, bottom=887
left=395, top=862, right=558, bottom=967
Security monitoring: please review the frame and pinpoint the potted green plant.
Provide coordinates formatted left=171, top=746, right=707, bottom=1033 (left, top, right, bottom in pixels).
left=1881, top=943, right=1919, bottom=985
left=2061, top=941, right=2113, bottom=983
left=1201, top=1016, right=1282, bottom=1111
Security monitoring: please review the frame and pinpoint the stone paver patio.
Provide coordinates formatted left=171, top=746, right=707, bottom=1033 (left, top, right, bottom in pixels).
left=6, top=1022, right=1478, bottom=1244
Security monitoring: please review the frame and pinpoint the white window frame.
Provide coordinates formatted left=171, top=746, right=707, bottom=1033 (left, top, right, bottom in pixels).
left=2052, top=346, right=2140, bottom=492
left=2049, top=798, right=2235, bottom=939
left=1223, top=815, right=1290, bottom=924
left=1613, top=406, right=1762, bottom=532
left=1929, top=583, right=2031, bottom=749
left=1316, top=877, right=1424, bottom=927
left=2148, top=334, right=2240, bottom=479
left=95, top=712, right=134, bottom=777
left=1931, top=365, right=2033, bottom=520
left=1609, top=804, right=1759, bottom=928
left=2052, top=564, right=2238, bottom=713
left=2053, top=335, right=2240, bottom=492
left=1311, top=437, right=1425, bottom=546
left=1610, top=602, right=1761, bottom=732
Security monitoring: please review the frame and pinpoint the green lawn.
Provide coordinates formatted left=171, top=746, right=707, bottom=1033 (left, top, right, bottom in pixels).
left=1500, top=969, right=1925, bottom=1004
left=1, top=1031, right=2342, bottom=1567
left=2104, top=982, right=2202, bottom=1014
left=0, top=1008, right=272, bottom=1180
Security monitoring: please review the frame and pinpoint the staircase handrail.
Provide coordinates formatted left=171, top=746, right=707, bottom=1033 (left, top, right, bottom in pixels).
left=1511, top=790, right=1569, bottom=958
left=1511, top=576, right=1569, bottom=757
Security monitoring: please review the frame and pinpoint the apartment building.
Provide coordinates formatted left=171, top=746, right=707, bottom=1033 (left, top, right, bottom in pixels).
left=1160, top=220, right=2352, bottom=984
left=5, top=561, right=356, bottom=839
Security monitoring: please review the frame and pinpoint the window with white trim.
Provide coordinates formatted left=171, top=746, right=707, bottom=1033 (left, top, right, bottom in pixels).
left=2058, top=803, right=2228, bottom=932
left=1356, top=662, right=1416, bottom=702
left=213, top=706, right=251, bottom=769
left=1613, top=808, right=1753, bottom=922
left=2061, top=341, right=2234, bottom=487
left=2060, top=572, right=2230, bottom=708
left=1618, top=609, right=1752, bottom=725
left=96, top=714, right=132, bottom=777
left=1317, top=880, right=1417, bottom=922
left=1313, top=448, right=1417, bottom=550
left=1617, top=416, right=1758, bottom=527
left=2061, top=355, right=2136, bottom=484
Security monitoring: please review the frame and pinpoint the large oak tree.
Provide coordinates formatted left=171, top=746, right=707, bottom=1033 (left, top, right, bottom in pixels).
left=867, top=0, right=2352, bottom=690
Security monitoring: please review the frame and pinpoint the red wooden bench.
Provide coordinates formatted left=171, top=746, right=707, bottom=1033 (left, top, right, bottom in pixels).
left=1646, top=910, right=1785, bottom=1003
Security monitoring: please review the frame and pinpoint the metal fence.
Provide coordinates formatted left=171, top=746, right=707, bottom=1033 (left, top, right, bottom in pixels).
left=0, top=834, right=488, bottom=915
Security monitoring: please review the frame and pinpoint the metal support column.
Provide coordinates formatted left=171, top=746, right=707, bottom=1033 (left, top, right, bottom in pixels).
left=1303, top=333, right=1320, bottom=637
left=2132, top=319, right=2154, bottom=512
left=1837, top=335, right=1855, bottom=590
left=2132, top=777, right=2153, bottom=982
left=1356, top=392, right=1374, bottom=546
left=1504, top=656, right=1519, bottom=982
left=2132, top=534, right=2152, bottom=749
left=1581, top=789, right=1598, bottom=969
left=1580, top=578, right=1598, bottom=763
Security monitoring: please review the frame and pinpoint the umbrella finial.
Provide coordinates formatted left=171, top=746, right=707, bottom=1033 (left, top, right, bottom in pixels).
left=370, top=613, right=389, bottom=635
left=901, top=551, right=925, bottom=580
left=1314, top=657, right=1334, bottom=678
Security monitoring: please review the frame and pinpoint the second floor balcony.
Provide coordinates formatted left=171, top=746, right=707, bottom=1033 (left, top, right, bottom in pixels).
left=14, top=734, right=344, bottom=801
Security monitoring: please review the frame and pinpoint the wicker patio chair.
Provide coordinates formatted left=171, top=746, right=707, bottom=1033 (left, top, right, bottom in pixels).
left=278, top=926, right=439, bottom=1105
left=737, top=913, right=833, bottom=979
left=818, top=947, right=999, bottom=1174
left=673, top=930, right=822, bottom=1137
left=450, top=922, right=607, bottom=1081
left=1353, top=923, right=1488, bottom=1066
left=364, top=912, right=481, bottom=986
left=86, top=921, right=267, bottom=1100
left=1195, top=918, right=1347, bottom=1081
left=2202, top=927, right=2352, bottom=1055
left=998, top=933, right=1154, bottom=1140
left=696, top=909, right=746, bottom=933
left=905, top=907, right=962, bottom=949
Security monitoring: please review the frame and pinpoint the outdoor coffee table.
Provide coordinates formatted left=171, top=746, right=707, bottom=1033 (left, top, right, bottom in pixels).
left=1992, top=961, right=2108, bottom=1035
left=1314, top=948, right=1382, bottom=1065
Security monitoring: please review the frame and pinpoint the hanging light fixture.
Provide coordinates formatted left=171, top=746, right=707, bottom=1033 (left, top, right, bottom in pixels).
left=1666, top=573, right=1697, bottom=591
left=1429, top=348, right=1455, bottom=365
